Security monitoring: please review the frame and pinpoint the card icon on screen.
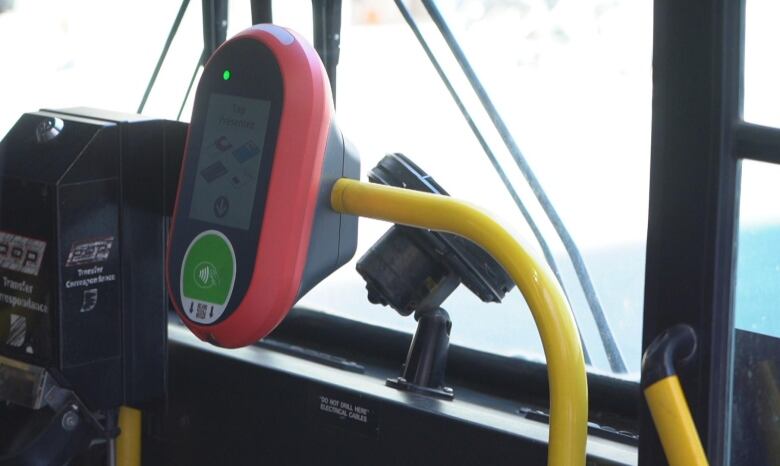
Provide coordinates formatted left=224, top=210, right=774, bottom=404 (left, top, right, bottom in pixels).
left=200, top=161, right=228, bottom=183
left=232, top=141, right=261, bottom=163
left=229, top=171, right=253, bottom=189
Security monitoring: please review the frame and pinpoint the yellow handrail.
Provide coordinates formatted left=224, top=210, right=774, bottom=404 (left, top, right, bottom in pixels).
left=642, top=325, right=708, bottom=466
left=117, top=406, right=142, bottom=466
left=644, top=375, right=708, bottom=466
left=331, top=179, right=588, bottom=466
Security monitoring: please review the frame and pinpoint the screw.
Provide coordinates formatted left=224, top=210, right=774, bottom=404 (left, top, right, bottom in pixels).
left=61, top=410, right=80, bottom=431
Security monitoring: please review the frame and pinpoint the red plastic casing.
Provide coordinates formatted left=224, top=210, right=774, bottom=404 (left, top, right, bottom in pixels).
left=166, top=26, right=332, bottom=347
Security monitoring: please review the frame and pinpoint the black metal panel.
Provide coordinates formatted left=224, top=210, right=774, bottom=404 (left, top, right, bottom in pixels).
left=0, top=109, right=184, bottom=410
left=149, top=340, right=541, bottom=465
left=0, top=113, right=106, bottom=184
left=57, top=178, right=122, bottom=409
left=121, top=120, right=186, bottom=408
left=142, top=327, right=634, bottom=466
left=641, top=1, right=744, bottom=465
left=273, top=308, right=639, bottom=426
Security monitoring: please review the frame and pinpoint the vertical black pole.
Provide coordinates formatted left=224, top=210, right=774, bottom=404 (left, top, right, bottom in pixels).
left=202, top=0, right=229, bottom=61
left=312, top=0, right=342, bottom=103
left=641, top=0, right=744, bottom=464
left=250, top=0, right=272, bottom=25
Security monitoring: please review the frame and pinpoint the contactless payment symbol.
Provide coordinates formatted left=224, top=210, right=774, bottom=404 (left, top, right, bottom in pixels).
left=194, top=262, right=219, bottom=289
left=180, top=230, right=236, bottom=324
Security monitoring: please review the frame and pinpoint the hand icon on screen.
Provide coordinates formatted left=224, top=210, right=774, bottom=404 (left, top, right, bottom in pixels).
left=215, top=136, right=232, bottom=152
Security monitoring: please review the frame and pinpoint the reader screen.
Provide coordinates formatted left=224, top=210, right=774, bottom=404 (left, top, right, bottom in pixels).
left=189, top=93, right=271, bottom=230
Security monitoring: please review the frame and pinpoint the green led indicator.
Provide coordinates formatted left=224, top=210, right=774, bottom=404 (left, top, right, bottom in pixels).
left=222, top=69, right=231, bottom=81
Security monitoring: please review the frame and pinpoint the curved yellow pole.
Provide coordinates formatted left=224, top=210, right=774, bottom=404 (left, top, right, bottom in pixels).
left=117, top=406, right=142, bottom=466
left=331, top=179, right=587, bottom=466
left=644, top=376, right=708, bottom=466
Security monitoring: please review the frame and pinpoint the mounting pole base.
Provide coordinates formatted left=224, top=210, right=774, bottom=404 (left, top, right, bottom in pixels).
left=386, top=308, right=454, bottom=400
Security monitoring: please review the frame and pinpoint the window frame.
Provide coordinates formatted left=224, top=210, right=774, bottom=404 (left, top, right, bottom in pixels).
left=640, top=0, right=780, bottom=464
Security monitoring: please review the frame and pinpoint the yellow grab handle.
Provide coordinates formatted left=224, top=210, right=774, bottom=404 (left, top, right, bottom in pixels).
left=117, top=406, right=142, bottom=466
left=331, top=179, right=588, bottom=466
left=644, top=375, right=708, bottom=466
left=642, top=325, right=708, bottom=466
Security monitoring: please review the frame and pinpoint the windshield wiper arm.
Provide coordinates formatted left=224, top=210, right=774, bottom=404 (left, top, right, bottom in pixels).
left=393, top=0, right=592, bottom=366
left=407, top=0, right=627, bottom=373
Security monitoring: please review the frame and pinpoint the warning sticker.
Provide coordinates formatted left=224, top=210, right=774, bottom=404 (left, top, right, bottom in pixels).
left=0, top=267, right=51, bottom=358
left=308, top=386, right=379, bottom=437
left=0, top=231, right=46, bottom=276
left=65, top=237, right=114, bottom=267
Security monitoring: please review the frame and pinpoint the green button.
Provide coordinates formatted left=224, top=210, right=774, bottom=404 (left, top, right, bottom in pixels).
left=182, top=231, right=235, bottom=307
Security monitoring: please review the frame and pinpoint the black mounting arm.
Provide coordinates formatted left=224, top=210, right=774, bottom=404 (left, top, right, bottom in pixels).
left=357, top=154, right=515, bottom=400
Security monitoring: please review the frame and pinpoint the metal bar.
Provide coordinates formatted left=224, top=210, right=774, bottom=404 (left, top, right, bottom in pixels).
left=106, top=409, right=118, bottom=466
left=393, top=0, right=591, bottom=365
left=250, top=0, right=272, bottom=24
left=735, top=121, right=780, bottom=163
left=116, top=406, right=142, bottom=466
left=418, top=0, right=625, bottom=372
left=177, top=51, right=204, bottom=121
left=645, top=376, right=709, bottom=466
left=642, top=325, right=709, bottom=466
left=312, top=0, right=342, bottom=102
left=201, top=0, right=228, bottom=60
left=137, top=0, right=191, bottom=114
left=332, top=178, right=588, bottom=466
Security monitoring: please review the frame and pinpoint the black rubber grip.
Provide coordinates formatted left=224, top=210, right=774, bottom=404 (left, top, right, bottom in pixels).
left=642, top=324, right=697, bottom=387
